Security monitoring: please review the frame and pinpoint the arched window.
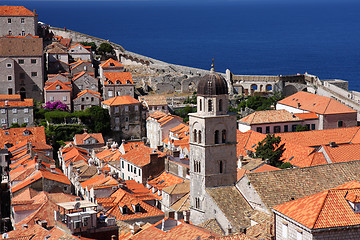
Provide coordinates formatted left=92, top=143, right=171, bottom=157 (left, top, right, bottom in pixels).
left=222, top=130, right=226, bottom=143
left=219, top=161, right=223, bottom=173
left=193, top=130, right=197, bottom=143
left=214, top=130, right=219, bottom=144
left=219, top=99, right=223, bottom=112
left=199, top=99, right=202, bottom=111
left=208, top=99, right=213, bottom=112
left=198, top=130, right=202, bottom=144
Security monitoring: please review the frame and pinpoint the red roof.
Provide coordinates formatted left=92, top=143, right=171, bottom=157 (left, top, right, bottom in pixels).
left=322, top=143, right=360, bottom=164
left=99, top=58, right=124, bottom=68
left=0, top=127, right=46, bottom=147
left=74, top=132, right=104, bottom=145
left=103, top=72, right=133, bottom=85
left=121, top=145, right=165, bottom=167
left=0, top=98, right=33, bottom=107
left=74, top=89, right=101, bottom=101
left=102, top=95, right=140, bottom=106
left=44, top=80, right=72, bottom=91
left=278, top=91, right=356, bottom=115
left=147, top=171, right=184, bottom=191
left=0, top=6, right=36, bottom=16
left=273, top=181, right=360, bottom=230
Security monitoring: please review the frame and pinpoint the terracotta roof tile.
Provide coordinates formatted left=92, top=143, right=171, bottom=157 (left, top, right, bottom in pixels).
left=44, top=80, right=72, bottom=91
left=74, top=89, right=101, bottom=101
left=0, top=6, right=36, bottom=16
left=102, top=95, right=139, bottom=106
left=139, top=95, right=168, bottom=106
left=103, top=72, right=133, bottom=85
left=0, top=37, right=43, bottom=56
left=0, top=127, right=46, bottom=149
left=121, top=145, right=165, bottom=167
left=99, top=58, right=124, bottom=68
left=95, top=148, right=122, bottom=162
left=74, top=132, right=104, bottom=145
left=121, top=141, right=144, bottom=153
left=273, top=181, right=360, bottom=230
left=0, top=99, right=33, bottom=107
left=277, top=91, right=356, bottom=114
left=294, top=112, right=319, bottom=120
left=148, top=171, right=185, bottom=191
left=239, top=109, right=303, bottom=124
left=322, top=143, right=360, bottom=163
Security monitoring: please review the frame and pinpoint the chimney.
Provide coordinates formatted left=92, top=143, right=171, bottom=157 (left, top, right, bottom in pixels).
left=2, top=124, right=7, bottom=130
left=329, top=141, right=337, bottom=148
left=33, top=9, right=36, bottom=15
left=130, top=224, right=141, bottom=235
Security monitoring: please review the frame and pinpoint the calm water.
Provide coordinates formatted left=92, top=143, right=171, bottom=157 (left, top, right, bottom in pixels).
left=4, top=0, right=360, bottom=90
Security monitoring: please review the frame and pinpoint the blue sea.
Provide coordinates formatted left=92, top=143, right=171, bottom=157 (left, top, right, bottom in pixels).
left=4, top=0, right=360, bottom=90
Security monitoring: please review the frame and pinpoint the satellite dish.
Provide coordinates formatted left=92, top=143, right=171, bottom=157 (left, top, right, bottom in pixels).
left=74, top=202, right=81, bottom=210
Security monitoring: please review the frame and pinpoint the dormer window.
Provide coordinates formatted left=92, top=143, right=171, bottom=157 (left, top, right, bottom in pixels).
left=23, top=130, right=31, bottom=136
left=120, top=205, right=128, bottom=214
left=132, top=203, right=141, bottom=213
left=126, top=80, right=132, bottom=84
left=346, top=192, right=360, bottom=213
left=56, top=85, right=61, bottom=90
left=110, top=63, right=115, bottom=66
left=108, top=81, right=112, bottom=85
left=116, top=80, right=121, bottom=84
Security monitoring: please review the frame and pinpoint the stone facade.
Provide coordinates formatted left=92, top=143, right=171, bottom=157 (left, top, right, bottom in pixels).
left=70, top=61, right=94, bottom=76
left=72, top=72, right=98, bottom=96
left=0, top=6, right=38, bottom=37
left=73, top=90, right=101, bottom=111
left=0, top=37, right=44, bottom=101
left=0, top=99, right=34, bottom=127
left=68, top=44, right=92, bottom=62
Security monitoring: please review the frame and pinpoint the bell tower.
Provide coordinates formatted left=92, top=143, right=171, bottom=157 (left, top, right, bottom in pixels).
left=189, top=64, right=237, bottom=224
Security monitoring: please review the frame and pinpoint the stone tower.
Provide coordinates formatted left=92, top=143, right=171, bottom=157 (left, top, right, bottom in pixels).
left=189, top=65, right=238, bottom=224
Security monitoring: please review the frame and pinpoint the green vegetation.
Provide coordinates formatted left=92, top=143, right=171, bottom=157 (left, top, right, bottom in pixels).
left=98, top=42, right=114, bottom=55
left=80, top=41, right=97, bottom=52
left=296, top=124, right=309, bottom=132
left=174, top=105, right=196, bottom=123
left=255, top=134, right=286, bottom=168
left=9, top=123, right=27, bottom=128
left=238, top=92, right=284, bottom=111
left=183, top=93, right=197, bottom=104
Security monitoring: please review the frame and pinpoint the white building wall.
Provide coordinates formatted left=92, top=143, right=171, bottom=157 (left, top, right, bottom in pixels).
left=276, top=103, right=310, bottom=114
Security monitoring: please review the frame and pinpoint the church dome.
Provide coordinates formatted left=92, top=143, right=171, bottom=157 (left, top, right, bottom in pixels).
left=197, top=67, right=228, bottom=96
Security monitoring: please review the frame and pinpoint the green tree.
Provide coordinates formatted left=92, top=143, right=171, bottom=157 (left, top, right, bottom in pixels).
left=174, top=105, right=196, bottom=123
left=255, top=134, right=286, bottom=167
left=98, top=42, right=114, bottom=55
left=296, top=124, right=309, bottom=132
left=80, top=41, right=97, bottom=51
left=84, top=106, right=111, bottom=135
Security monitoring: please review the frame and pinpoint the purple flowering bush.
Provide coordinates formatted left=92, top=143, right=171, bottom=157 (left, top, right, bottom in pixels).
left=44, top=101, right=69, bottom=111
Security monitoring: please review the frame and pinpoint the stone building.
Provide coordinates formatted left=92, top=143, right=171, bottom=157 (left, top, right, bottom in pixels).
left=44, top=80, right=72, bottom=110
left=0, top=6, right=38, bottom=37
left=99, top=58, right=125, bottom=80
left=68, top=43, right=92, bottom=62
left=102, top=72, right=135, bottom=100
left=0, top=35, right=44, bottom=101
left=139, top=95, right=169, bottom=115
left=102, top=95, right=145, bottom=140
left=0, top=95, right=34, bottom=127
left=72, top=71, right=98, bottom=96
left=45, top=42, right=69, bottom=64
left=70, top=60, right=95, bottom=76
left=73, top=89, right=101, bottom=111
left=276, top=91, right=358, bottom=130
left=189, top=66, right=247, bottom=234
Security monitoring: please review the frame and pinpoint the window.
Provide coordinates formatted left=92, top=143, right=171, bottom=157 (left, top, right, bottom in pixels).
left=274, top=126, right=281, bottom=133
left=311, top=124, right=315, bottom=130
left=108, top=90, right=113, bottom=97
left=24, top=117, right=29, bottom=123
left=12, top=118, right=17, bottom=123
left=115, top=117, right=120, bottom=124
left=122, top=161, right=124, bottom=169
left=18, top=59, right=24, bottom=64
left=1, top=109, right=5, bottom=114
left=21, top=18, right=25, bottom=23
left=63, top=96, right=67, bottom=101
left=214, top=130, right=219, bottom=144
left=193, top=130, right=197, bottom=143
left=31, top=72, right=37, bottom=77
left=256, top=127, right=262, bottom=133
left=7, top=18, right=11, bottom=24
left=7, top=76, right=12, bottom=81
left=125, top=117, right=129, bottom=122
left=338, top=121, right=343, bottom=128
left=31, top=59, right=36, bottom=64
left=50, top=96, right=54, bottom=102
left=8, top=31, right=12, bottom=35
left=5, top=131, right=9, bottom=135
left=266, top=126, right=270, bottom=134
left=8, top=88, right=13, bottom=95
left=79, top=85, right=83, bottom=90
left=199, top=99, right=202, bottom=111
left=6, top=63, right=12, bottom=68
left=222, top=130, right=226, bottom=143
left=282, top=223, right=288, bottom=238
left=84, top=66, right=87, bottom=71
left=219, top=161, right=223, bottom=173
left=194, top=161, right=201, bottom=173
left=195, top=197, right=201, bottom=209
left=135, top=105, right=138, bottom=111
left=20, top=72, right=25, bottom=79
left=1, top=119, right=6, bottom=124
left=81, top=98, right=85, bottom=102
left=208, top=99, right=213, bottom=112
left=125, top=106, right=129, bottom=112
left=21, top=31, right=25, bottom=36
left=292, top=124, right=297, bottom=132
left=128, top=164, right=130, bottom=171
left=12, top=109, right=17, bottom=114
left=284, top=125, right=289, bottom=132
left=198, top=130, right=202, bottom=144
left=91, top=97, right=94, bottom=102
left=219, top=99, right=223, bottom=111
left=115, top=107, right=119, bottom=113
left=134, top=167, right=136, bottom=174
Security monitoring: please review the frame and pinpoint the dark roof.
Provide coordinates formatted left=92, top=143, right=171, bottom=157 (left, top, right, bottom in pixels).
left=0, top=37, right=43, bottom=56
left=245, top=160, right=360, bottom=210
left=197, top=71, right=228, bottom=96
left=206, top=186, right=252, bottom=231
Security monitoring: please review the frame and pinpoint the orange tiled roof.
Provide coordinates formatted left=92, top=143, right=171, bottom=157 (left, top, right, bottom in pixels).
left=148, top=111, right=167, bottom=120
left=147, top=171, right=184, bottom=191
left=70, top=60, right=92, bottom=70
left=96, top=147, right=122, bottom=162
left=102, top=95, right=140, bottom=106
left=290, top=152, right=327, bottom=168
left=44, top=80, right=72, bottom=91
left=0, top=94, right=21, bottom=100
left=273, top=181, right=360, bottom=230
left=139, top=95, right=168, bottom=106
left=277, top=91, right=357, bottom=115
left=74, top=89, right=101, bottom=101
left=0, top=6, right=36, bottom=16
left=0, top=99, right=33, bottom=107
left=239, top=109, right=303, bottom=124
left=74, top=132, right=104, bottom=145
left=72, top=71, right=96, bottom=81
left=322, top=143, right=360, bottom=163
left=99, top=58, right=124, bottom=68
left=252, top=164, right=280, bottom=173
left=121, top=145, right=165, bottom=167
left=81, top=174, right=117, bottom=189
left=276, top=126, right=360, bottom=147
left=122, top=141, right=144, bottom=153
left=103, top=72, right=133, bottom=85
left=68, top=43, right=90, bottom=52
left=0, top=127, right=46, bottom=147
left=294, top=112, right=319, bottom=120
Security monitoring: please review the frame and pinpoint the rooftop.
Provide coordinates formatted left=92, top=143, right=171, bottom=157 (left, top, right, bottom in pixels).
left=102, top=95, right=140, bottom=106
left=121, top=145, right=165, bottom=167
left=0, top=6, right=36, bottom=16
left=103, top=72, right=133, bottom=85
left=239, top=109, right=303, bottom=124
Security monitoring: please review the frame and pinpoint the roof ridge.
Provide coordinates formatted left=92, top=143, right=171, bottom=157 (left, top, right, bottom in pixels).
left=322, top=98, right=333, bottom=115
